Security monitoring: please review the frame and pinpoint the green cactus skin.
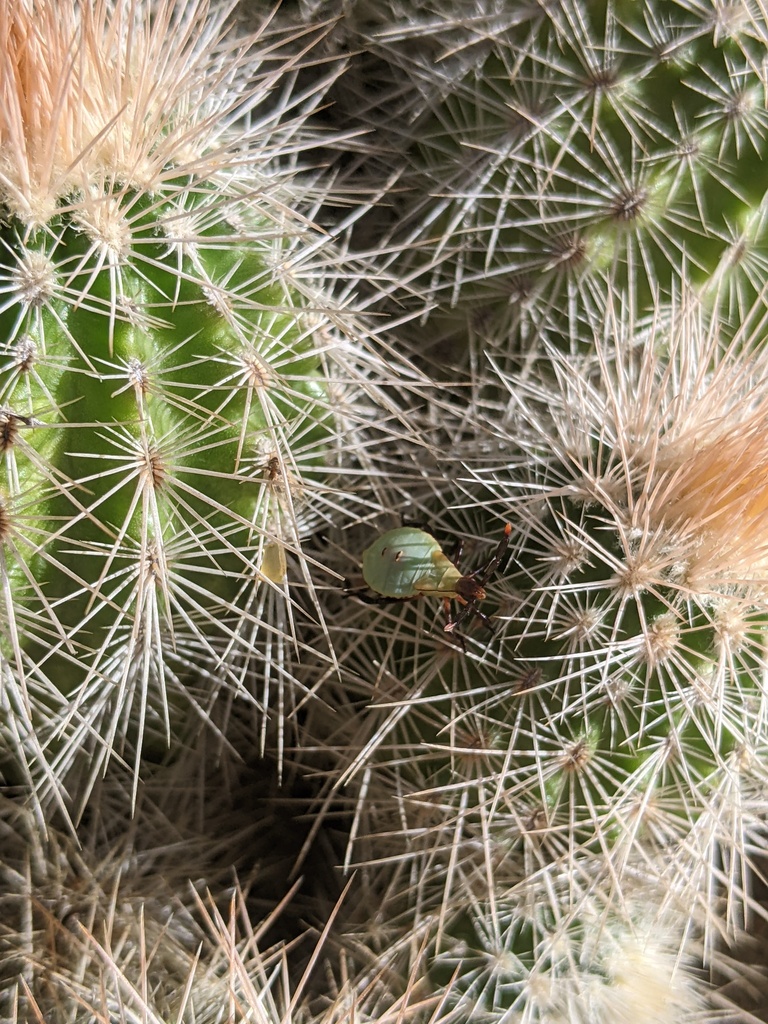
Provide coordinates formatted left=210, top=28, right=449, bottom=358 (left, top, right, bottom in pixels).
left=2, top=184, right=325, bottom=641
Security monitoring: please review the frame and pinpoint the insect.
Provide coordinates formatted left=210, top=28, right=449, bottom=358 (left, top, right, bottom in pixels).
left=354, top=523, right=512, bottom=640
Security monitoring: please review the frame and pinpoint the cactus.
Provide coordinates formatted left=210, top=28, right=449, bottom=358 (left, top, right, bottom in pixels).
left=0, top=756, right=317, bottom=1022
left=307, top=0, right=768, bottom=360
left=6, top=2, right=768, bottom=1024
left=314, top=294, right=768, bottom=1020
left=0, top=0, right=416, bottom=808
left=276, top=5, right=768, bottom=1006
left=280, top=4, right=768, bottom=1011
left=0, top=761, right=719, bottom=1024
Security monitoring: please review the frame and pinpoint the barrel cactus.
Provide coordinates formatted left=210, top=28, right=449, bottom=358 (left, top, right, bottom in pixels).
left=287, top=3, right=768, bottom=1007
left=0, top=0, right=399, bottom=807
left=311, top=0, right=768, bottom=360
left=315, top=294, right=768, bottom=1020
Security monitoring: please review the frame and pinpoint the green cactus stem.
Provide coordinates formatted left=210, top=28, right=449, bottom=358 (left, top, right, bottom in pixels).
left=0, top=0, right=406, bottom=808
left=325, top=0, right=768, bottom=357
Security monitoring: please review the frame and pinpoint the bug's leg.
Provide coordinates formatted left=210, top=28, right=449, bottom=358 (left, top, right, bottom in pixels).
left=444, top=527, right=511, bottom=641
left=451, top=629, right=467, bottom=652
left=450, top=593, right=502, bottom=636
left=449, top=598, right=476, bottom=635
left=443, top=599, right=466, bottom=650
left=472, top=606, right=497, bottom=633
left=449, top=537, right=465, bottom=570
left=449, top=603, right=497, bottom=641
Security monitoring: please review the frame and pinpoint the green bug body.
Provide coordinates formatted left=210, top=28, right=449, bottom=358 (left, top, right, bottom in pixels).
left=359, top=524, right=511, bottom=638
left=362, top=527, right=464, bottom=599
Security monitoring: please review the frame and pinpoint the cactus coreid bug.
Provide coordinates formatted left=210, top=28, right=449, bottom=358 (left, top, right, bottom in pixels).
left=355, top=523, right=511, bottom=639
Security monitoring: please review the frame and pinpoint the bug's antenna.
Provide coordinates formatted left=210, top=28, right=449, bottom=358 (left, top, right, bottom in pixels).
left=476, top=522, right=512, bottom=582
